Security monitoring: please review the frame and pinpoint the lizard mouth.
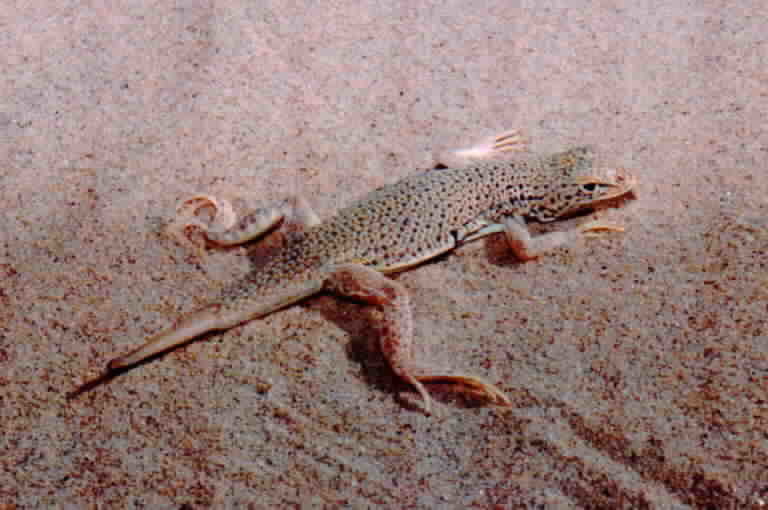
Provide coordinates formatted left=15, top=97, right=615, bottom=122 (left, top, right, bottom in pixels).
left=576, top=166, right=638, bottom=202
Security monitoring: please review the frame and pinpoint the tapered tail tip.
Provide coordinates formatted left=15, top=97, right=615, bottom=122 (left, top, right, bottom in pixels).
left=107, top=357, right=126, bottom=372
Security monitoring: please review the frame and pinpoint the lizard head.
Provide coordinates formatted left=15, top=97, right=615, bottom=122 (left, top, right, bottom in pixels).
left=528, top=146, right=637, bottom=222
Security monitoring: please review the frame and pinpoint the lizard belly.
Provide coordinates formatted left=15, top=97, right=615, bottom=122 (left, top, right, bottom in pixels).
left=376, top=237, right=456, bottom=274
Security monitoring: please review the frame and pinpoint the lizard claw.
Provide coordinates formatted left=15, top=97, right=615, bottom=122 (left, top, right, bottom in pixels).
left=416, top=374, right=512, bottom=408
left=166, top=194, right=238, bottom=255
left=579, top=220, right=626, bottom=237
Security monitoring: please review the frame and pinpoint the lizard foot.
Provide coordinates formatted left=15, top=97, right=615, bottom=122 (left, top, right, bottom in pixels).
left=437, top=128, right=529, bottom=168
left=416, top=374, right=512, bottom=408
left=579, top=220, right=626, bottom=237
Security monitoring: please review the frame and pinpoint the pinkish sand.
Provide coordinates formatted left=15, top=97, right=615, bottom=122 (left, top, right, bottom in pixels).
left=1, top=2, right=766, bottom=508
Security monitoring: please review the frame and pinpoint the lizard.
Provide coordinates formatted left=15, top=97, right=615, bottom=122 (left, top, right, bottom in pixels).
left=90, top=130, right=636, bottom=413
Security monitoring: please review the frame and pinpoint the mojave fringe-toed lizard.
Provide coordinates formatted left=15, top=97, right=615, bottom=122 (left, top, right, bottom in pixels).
left=70, top=130, right=636, bottom=414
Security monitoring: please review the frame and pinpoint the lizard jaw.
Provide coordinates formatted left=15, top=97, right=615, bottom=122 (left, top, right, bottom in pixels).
left=577, top=166, right=638, bottom=201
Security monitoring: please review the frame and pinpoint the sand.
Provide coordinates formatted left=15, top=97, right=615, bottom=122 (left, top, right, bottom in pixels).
left=1, top=2, right=766, bottom=508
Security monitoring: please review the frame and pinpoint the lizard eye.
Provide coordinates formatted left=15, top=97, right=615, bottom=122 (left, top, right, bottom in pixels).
left=582, top=183, right=597, bottom=192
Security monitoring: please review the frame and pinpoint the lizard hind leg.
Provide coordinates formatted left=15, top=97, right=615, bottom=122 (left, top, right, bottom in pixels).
left=325, top=264, right=511, bottom=414
left=167, top=193, right=321, bottom=252
left=436, top=128, right=529, bottom=169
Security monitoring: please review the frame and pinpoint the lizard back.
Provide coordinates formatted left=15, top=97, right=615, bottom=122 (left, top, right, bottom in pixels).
left=246, top=146, right=599, bottom=287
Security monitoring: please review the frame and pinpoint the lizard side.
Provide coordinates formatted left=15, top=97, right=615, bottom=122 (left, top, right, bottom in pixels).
left=90, top=130, right=636, bottom=413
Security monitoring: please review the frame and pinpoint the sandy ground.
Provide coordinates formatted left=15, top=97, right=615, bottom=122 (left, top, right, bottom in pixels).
left=1, top=2, right=766, bottom=508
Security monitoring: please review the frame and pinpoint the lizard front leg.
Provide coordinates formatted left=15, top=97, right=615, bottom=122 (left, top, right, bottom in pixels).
left=502, top=216, right=625, bottom=261
left=325, top=264, right=511, bottom=414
